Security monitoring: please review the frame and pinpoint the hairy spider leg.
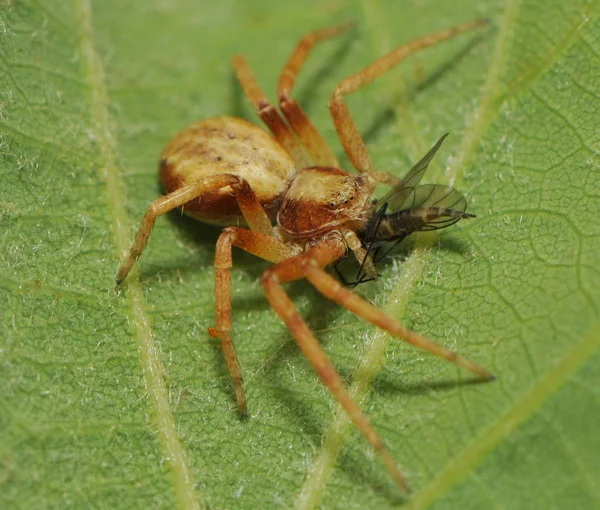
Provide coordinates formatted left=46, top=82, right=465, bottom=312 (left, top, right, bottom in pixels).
left=303, top=244, right=494, bottom=381
left=116, top=174, right=273, bottom=284
left=215, top=227, right=296, bottom=416
left=260, top=236, right=411, bottom=491
left=329, top=19, right=488, bottom=177
left=276, top=22, right=353, bottom=167
left=232, top=55, right=310, bottom=168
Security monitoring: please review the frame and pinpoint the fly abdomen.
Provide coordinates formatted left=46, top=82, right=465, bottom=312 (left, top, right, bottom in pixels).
left=378, top=207, right=475, bottom=242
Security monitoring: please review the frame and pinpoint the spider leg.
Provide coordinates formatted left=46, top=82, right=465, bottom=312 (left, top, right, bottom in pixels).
left=343, top=230, right=378, bottom=280
left=117, top=174, right=273, bottom=284
left=232, top=55, right=310, bottom=168
left=277, top=22, right=353, bottom=167
left=304, top=253, right=495, bottom=381
left=261, top=237, right=411, bottom=492
left=215, top=227, right=296, bottom=416
left=329, top=19, right=487, bottom=174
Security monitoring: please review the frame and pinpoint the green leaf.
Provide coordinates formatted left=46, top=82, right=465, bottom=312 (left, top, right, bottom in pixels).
left=1, top=0, right=599, bottom=509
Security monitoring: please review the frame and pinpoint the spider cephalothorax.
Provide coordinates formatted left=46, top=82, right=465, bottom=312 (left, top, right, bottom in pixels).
left=277, top=168, right=373, bottom=239
left=117, top=19, right=493, bottom=492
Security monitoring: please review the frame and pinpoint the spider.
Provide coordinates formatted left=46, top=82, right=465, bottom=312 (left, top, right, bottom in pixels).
left=117, top=19, right=494, bottom=492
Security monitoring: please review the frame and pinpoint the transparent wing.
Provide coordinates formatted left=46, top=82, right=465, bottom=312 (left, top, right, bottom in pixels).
left=407, top=184, right=469, bottom=231
left=376, top=133, right=449, bottom=211
left=352, top=134, right=474, bottom=287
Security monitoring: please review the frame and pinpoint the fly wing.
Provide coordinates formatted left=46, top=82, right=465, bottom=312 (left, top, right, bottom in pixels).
left=376, top=133, right=449, bottom=211
left=354, top=134, right=474, bottom=286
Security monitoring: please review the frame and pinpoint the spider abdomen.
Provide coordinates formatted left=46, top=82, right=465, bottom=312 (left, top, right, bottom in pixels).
left=160, top=116, right=296, bottom=225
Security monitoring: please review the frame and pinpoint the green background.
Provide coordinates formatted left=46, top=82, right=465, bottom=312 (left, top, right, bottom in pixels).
left=1, top=0, right=599, bottom=509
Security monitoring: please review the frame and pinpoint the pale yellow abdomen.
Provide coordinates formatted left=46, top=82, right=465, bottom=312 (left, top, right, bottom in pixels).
left=160, top=116, right=296, bottom=225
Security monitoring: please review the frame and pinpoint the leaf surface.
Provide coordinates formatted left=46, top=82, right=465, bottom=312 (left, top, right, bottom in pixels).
left=1, top=1, right=598, bottom=509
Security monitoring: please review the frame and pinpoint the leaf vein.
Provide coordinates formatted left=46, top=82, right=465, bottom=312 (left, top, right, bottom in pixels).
left=408, top=322, right=600, bottom=509
left=75, top=1, right=201, bottom=509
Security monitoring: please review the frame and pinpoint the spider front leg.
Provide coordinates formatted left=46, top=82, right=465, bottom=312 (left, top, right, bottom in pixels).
left=116, top=174, right=273, bottom=284
left=304, top=234, right=494, bottom=381
left=215, top=227, right=296, bottom=416
left=261, top=237, right=411, bottom=492
left=329, top=19, right=488, bottom=176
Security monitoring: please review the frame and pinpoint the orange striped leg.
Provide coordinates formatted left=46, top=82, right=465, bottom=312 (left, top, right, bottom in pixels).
left=232, top=55, right=309, bottom=168
left=304, top=260, right=495, bottom=381
left=215, top=227, right=296, bottom=416
left=277, top=22, right=353, bottom=167
left=329, top=19, right=488, bottom=173
left=117, top=175, right=273, bottom=284
left=261, top=238, right=411, bottom=492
